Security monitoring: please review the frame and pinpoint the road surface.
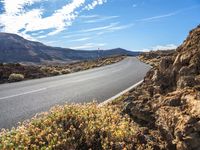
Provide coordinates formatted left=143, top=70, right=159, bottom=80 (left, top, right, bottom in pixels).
left=0, top=57, right=151, bottom=129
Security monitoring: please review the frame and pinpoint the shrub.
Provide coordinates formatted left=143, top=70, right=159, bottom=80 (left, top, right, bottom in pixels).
left=72, top=66, right=82, bottom=72
left=40, top=67, right=53, bottom=73
left=0, top=103, right=137, bottom=150
left=8, top=73, right=24, bottom=82
left=61, top=69, right=71, bottom=74
left=50, top=69, right=61, bottom=75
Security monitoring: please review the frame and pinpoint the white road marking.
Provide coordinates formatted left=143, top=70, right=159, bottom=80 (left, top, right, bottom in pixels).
left=99, top=80, right=144, bottom=106
left=0, top=72, right=121, bottom=100
left=0, top=88, right=47, bottom=100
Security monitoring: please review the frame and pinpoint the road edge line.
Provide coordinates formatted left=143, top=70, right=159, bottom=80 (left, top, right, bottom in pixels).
left=99, top=80, right=144, bottom=106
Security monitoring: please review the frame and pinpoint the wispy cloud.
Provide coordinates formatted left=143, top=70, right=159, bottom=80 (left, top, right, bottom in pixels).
left=58, top=22, right=134, bottom=41
left=83, top=15, right=119, bottom=23
left=70, top=43, right=106, bottom=49
left=137, top=5, right=200, bottom=22
left=96, top=23, right=134, bottom=35
left=79, top=22, right=134, bottom=34
left=79, top=15, right=99, bottom=18
left=138, top=12, right=176, bottom=22
left=42, top=36, right=92, bottom=46
left=37, top=35, right=48, bottom=39
left=132, top=4, right=137, bottom=8
left=80, top=23, right=119, bottom=33
left=69, top=37, right=91, bottom=42
left=139, top=44, right=177, bottom=52
left=62, top=33, right=91, bottom=39
left=106, top=23, right=134, bottom=31
left=0, top=0, right=107, bottom=39
left=57, top=22, right=133, bottom=45
left=152, top=44, right=177, bottom=50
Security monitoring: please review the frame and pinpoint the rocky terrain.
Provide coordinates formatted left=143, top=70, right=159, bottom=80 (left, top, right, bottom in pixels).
left=0, top=32, right=139, bottom=63
left=1, top=25, right=200, bottom=150
left=122, top=25, right=200, bottom=149
left=0, top=55, right=125, bottom=84
left=139, top=49, right=175, bottom=67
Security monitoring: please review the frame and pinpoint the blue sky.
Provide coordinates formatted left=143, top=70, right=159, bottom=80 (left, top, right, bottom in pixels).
left=0, top=0, right=200, bottom=51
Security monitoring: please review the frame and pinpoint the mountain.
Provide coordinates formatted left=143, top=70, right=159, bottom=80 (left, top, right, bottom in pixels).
left=0, top=33, right=140, bottom=63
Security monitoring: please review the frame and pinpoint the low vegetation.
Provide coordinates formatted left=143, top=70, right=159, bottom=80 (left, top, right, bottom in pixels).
left=0, top=56, right=125, bottom=84
left=0, top=103, right=137, bottom=150
left=8, top=73, right=24, bottom=82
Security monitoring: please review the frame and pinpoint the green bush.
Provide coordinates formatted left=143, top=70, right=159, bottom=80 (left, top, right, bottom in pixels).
left=8, top=73, right=24, bottom=82
left=0, top=103, right=137, bottom=150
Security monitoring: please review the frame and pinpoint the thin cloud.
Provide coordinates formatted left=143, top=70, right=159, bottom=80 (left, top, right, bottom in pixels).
left=63, top=33, right=92, bottom=39
left=61, top=22, right=134, bottom=40
left=69, top=37, right=91, bottom=42
left=152, top=44, right=177, bottom=50
left=61, top=23, right=133, bottom=43
left=79, top=22, right=133, bottom=34
left=79, top=15, right=99, bottom=18
left=132, top=4, right=137, bottom=8
left=138, top=12, right=176, bottom=22
left=37, top=35, right=47, bottom=39
left=107, top=23, right=134, bottom=31
left=70, top=43, right=106, bottom=49
left=84, top=15, right=119, bottom=23
left=137, top=5, right=200, bottom=22
left=80, top=23, right=119, bottom=33
left=139, top=44, right=177, bottom=52
left=96, top=23, right=134, bottom=35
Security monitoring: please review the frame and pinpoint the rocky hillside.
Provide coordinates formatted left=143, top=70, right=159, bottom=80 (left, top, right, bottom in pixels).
left=123, top=25, right=200, bottom=149
left=139, top=50, right=176, bottom=67
left=0, top=33, right=139, bottom=63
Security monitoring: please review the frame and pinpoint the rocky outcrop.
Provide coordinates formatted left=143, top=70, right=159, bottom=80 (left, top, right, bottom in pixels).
left=139, top=50, right=175, bottom=67
left=124, top=25, right=200, bottom=149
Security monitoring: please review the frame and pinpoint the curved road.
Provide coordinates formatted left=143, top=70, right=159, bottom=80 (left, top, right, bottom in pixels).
left=0, top=57, right=150, bottom=129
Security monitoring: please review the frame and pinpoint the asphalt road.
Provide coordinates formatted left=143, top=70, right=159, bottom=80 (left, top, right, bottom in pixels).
left=0, top=57, right=151, bottom=129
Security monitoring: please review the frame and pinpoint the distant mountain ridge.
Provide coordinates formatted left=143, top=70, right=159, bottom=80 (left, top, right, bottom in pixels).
left=0, top=32, right=140, bottom=64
